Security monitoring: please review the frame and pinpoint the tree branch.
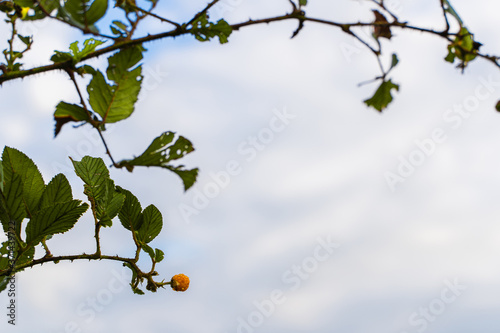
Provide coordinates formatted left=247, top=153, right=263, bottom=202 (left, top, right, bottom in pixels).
left=0, top=11, right=493, bottom=86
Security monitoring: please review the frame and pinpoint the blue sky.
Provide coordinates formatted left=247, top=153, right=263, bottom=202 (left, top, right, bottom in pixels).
left=2, top=0, right=500, bottom=332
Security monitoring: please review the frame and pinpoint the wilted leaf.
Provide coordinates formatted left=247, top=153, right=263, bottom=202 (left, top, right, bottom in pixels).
left=363, top=79, right=399, bottom=112
left=372, top=10, right=392, bottom=40
left=116, top=132, right=199, bottom=190
left=53, top=101, right=91, bottom=136
left=190, top=14, right=232, bottom=44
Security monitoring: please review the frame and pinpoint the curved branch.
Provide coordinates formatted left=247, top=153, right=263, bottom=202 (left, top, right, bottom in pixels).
left=0, top=11, right=496, bottom=85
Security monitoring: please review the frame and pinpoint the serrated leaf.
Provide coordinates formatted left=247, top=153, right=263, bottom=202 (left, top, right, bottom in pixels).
left=116, top=187, right=143, bottom=231
left=87, top=47, right=143, bottom=124
left=163, top=166, right=198, bottom=191
left=51, top=38, right=104, bottom=64
left=190, top=15, right=232, bottom=44
left=2, top=241, right=34, bottom=268
left=154, top=248, right=164, bottom=263
left=71, top=156, right=109, bottom=202
left=116, top=132, right=199, bottom=190
left=106, top=46, right=142, bottom=82
left=53, top=101, right=91, bottom=136
left=0, top=241, right=11, bottom=270
left=25, top=200, right=88, bottom=246
left=364, top=79, right=399, bottom=112
left=96, top=179, right=125, bottom=227
left=0, top=160, right=3, bottom=192
left=137, top=205, right=162, bottom=244
left=0, top=174, right=24, bottom=235
left=58, top=0, right=108, bottom=32
left=2, top=147, right=45, bottom=218
left=39, top=174, right=72, bottom=209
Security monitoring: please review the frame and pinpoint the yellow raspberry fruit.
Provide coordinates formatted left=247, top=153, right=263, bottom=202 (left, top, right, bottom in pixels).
left=171, top=274, right=190, bottom=292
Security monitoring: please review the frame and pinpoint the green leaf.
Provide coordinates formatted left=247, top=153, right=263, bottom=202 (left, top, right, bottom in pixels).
left=364, top=79, right=399, bottom=112
left=0, top=160, right=3, bottom=192
left=106, top=46, right=142, bottom=82
left=116, top=187, right=143, bottom=231
left=53, top=101, right=91, bottom=136
left=137, top=205, right=162, bottom=244
left=131, top=285, right=145, bottom=295
left=25, top=200, right=89, bottom=246
left=39, top=174, right=73, bottom=209
left=51, top=38, right=104, bottom=63
left=444, top=27, right=480, bottom=70
left=87, top=47, right=143, bottom=124
left=0, top=1, right=15, bottom=13
left=17, top=35, right=32, bottom=47
left=0, top=241, right=11, bottom=271
left=299, top=0, right=307, bottom=6
left=0, top=173, right=24, bottom=235
left=444, top=45, right=456, bottom=63
left=116, top=132, right=199, bottom=190
left=95, top=179, right=125, bottom=227
left=14, top=0, right=59, bottom=20
left=57, top=0, right=108, bottom=32
left=0, top=240, right=33, bottom=278
left=0, top=277, right=8, bottom=294
left=154, top=248, right=164, bottom=263
left=71, top=156, right=110, bottom=202
left=390, top=53, right=399, bottom=70
left=2, top=147, right=45, bottom=218
left=141, top=243, right=155, bottom=261
left=190, top=15, right=232, bottom=44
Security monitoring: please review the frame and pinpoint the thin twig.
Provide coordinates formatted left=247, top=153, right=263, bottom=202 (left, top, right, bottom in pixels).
left=186, top=0, right=222, bottom=27
left=96, top=128, right=118, bottom=167
left=440, top=0, right=450, bottom=33
left=131, top=4, right=181, bottom=28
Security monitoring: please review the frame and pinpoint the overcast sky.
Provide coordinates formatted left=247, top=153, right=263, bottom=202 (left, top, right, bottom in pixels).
left=2, top=0, right=500, bottom=332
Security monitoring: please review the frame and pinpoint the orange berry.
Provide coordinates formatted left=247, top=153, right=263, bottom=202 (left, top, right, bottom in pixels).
left=171, top=274, right=190, bottom=292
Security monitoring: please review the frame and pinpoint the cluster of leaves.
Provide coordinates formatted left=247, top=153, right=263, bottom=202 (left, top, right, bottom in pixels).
left=445, top=27, right=482, bottom=71
left=0, top=147, right=172, bottom=294
left=361, top=1, right=483, bottom=111
left=189, top=12, right=232, bottom=44
left=52, top=42, right=199, bottom=190
left=0, top=0, right=498, bottom=295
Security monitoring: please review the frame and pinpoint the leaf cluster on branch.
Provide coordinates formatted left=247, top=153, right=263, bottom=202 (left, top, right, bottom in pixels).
left=0, top=0, right=499, bottom=294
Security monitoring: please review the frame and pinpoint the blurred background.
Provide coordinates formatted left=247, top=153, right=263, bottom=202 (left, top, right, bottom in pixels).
left=1, top=0, right=500, bottom=332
